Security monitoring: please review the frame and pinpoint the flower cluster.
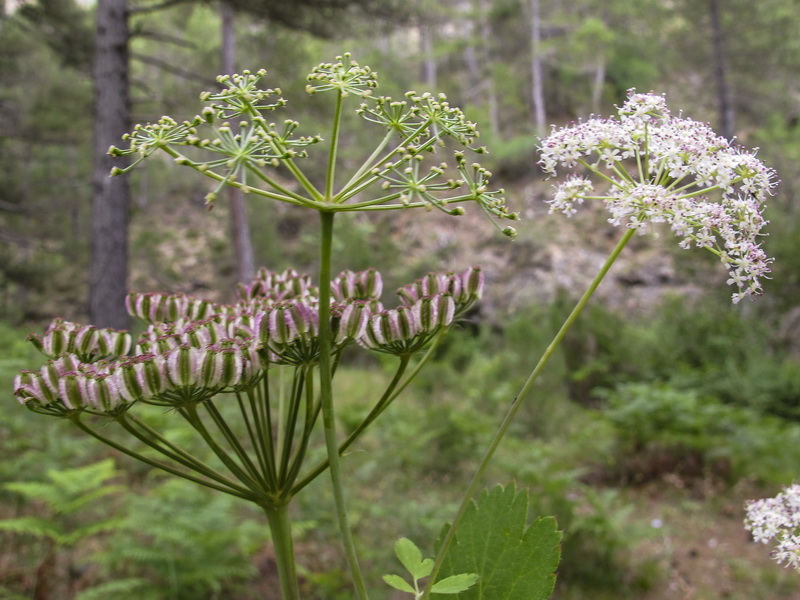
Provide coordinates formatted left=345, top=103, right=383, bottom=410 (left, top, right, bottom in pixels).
left=15, top=267, right=483, bottom=415
left=745, top=484, right=800, bottom=570
left=305, top=53, right=378, bottom=98
left=28, top=319, right=131, bottom=362
left=108, top=55, right=518, bottom=236
left=358, top=91, right=480, bottom=147
left=538, top=89, right=777, bottom=302
left=199, top=69, right=286, bottom=119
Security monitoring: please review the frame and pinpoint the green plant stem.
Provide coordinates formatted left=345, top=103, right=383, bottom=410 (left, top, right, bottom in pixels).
left=162, top=147, right=317, bottom=207
left=116, top=413, right=248, bottom=491
left=290, top=357, right=409, bottom=495
left=264, top=503, right=301, bottom=600
left=421, top=227, right=636, bottom=599
left=203, top=400, right=268, bottom=489
left=179, top=404, right=268, bottom=495
left=279, top=367, right=317, bottom=499
left=326, top=92, right=344, bottom=199
left=236, top=390, right=273, bottom=486
left=335, top=120, right=435, bottom=203
left=69, top=417, right=258, bottom=501
left=318, top=210, right=370, bottom=600
left=278, top=369, right=305, bottom=485
left=340, top=130, right=394, bottom=192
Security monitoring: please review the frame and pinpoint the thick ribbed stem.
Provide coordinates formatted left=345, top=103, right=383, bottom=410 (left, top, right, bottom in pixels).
left=264, top=503, right=300, bottom=600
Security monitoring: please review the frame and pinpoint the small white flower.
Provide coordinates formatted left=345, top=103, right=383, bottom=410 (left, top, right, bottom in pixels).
left=745, top=484, right=800, bottom=569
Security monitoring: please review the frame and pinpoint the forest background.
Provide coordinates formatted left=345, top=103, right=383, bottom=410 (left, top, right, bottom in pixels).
left=2, top=0, right=800, bottom=598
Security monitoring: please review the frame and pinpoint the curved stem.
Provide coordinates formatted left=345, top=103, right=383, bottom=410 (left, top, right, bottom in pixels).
left=179, top=404, right=268, bottom=495
left=339, top=130, right=394, bottom=193
left=236, top=389, right=272, bottom=485
left=203, top=399, right=269, bottom=490
left=117, top=413, right=250, bottom=492
left=279, top=366, right=317, bottom=500
left=290, top=356, right=409, bottom=495
left=291, top=327, right=446, bottom=495
left=69, top=416, right=259, bottom=501
left=318, top=210, right=370, bottom=600
left=333, top=121, right=435, bottom=204
left=161, top=147, right=314, bottom=207
left=264, top=503, right=301, bottom=600
left=278, top=368, right=305, bottom=486
left=421, top=227, right=636, bottom=599
left=245, top=163, right=321, bottom=206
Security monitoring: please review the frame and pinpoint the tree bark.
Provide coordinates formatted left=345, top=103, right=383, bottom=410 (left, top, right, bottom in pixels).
left=221, top=1, right=256, bottom=284
left=590, top=55, right=605, bottom=115
left=476, top=0, right=499, bottom=137
left=419, top=21, right=437, bottom=88
left=90, top=0, right=131, bottom=330
left=529, top=0, right=546, bottom=135
left=709, top=0, right=734, bottom=139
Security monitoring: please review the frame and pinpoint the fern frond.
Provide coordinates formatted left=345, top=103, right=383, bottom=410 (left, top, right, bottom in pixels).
left=0, top=516, right=64, bottom=543
left=73, top=578, right=152, bottom=600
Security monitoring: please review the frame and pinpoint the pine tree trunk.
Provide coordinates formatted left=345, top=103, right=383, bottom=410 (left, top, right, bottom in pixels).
left=90, top=0, right=131, bottom=330
left=590, top=56, right=605, bottom=115
left=709, top=0, right=734, bottom=139
left=222, top=1, right=255, bottom=284
left=419, top=22, right=437, bottom=88
left=529, top=0, right=546, bottom=135
left=476, top=0, right=499, bottom=137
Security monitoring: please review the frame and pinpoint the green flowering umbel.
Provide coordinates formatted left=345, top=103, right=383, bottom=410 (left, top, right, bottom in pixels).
left=108, top=53, right=519, bottom=234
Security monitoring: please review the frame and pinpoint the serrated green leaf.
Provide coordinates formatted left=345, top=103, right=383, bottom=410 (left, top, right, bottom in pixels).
left=383, top=574, right=416, bottom=594
left=435, top=484, right=561, bottom=600
left=396, top=537, right=425, bottom=578
left=431, top=573, right=479, bottom=594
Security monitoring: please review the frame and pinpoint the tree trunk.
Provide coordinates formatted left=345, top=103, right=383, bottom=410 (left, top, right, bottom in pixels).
left=419, top=21, right=437, bottom=88
left=590, top=55, right=605, bottom=115
left=476, top=0, right=499, bottom=137
left=529, top=0, right=546, bottom=135
left=709, top=0, right=734, bottom=139
left=90, top=0, right=131, bottom=330
left=221, top=1, right=255, bottom=283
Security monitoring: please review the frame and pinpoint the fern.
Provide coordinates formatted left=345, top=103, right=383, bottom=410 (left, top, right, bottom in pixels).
left=73, top=578, right=154, bottom=600
left=0, top=516, right=62, bottom=541
left=0, top=459, right=124, bottom=548
left=94, top=478, right=266, bottom=599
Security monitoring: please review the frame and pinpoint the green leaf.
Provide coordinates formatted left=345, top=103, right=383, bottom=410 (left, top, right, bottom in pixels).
left=62, top=517, right=126, bottom=546
left=430, top=573, right=479, bottom=594
left=382, top=574, right=416, bottom=594
left=435, top=484, right=561, bottom=600
left=419, top=557, right=435, bottom=578
left=0, top=516, right=64, bottom=543
left=395, top=537, right=425, bottom=578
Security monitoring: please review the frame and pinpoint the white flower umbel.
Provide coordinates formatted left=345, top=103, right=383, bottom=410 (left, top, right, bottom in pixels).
left=539, top=90, right=777, bottom=303
left=745, top=484, right=800, bottom=570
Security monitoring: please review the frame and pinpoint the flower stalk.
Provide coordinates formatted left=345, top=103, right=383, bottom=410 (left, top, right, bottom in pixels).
left=264, top=503, right=301, bottom=600
left=421, top=227, right=636, bottom=599
left=317, top=210, right=370, bottom=600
